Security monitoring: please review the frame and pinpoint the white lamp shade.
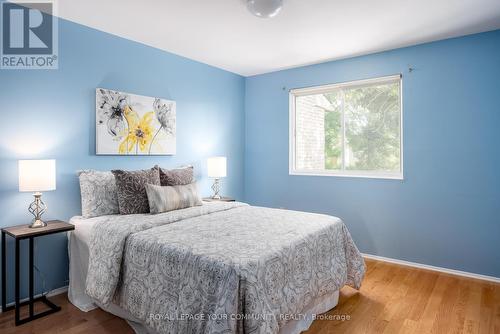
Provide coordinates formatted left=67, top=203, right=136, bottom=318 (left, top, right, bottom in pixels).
left=207, top=157, right=227, bottom=178
left=18, top=159, right=56, bottom=192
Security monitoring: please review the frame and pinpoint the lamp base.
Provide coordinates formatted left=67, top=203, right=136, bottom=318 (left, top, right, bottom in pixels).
left=30, top=219, right=47, bottom=228
left=28, top=192, right=47, bottom=228
left=211, top=178, right=222, bottom=199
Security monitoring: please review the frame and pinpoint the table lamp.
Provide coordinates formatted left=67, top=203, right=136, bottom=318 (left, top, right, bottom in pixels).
left=207, top=157, right=226, bottom=199
left=18, top=159, right=56, bottom=228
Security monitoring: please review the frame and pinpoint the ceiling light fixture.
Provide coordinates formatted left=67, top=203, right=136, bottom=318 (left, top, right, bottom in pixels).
left=247, top=0, right=283, bottom=18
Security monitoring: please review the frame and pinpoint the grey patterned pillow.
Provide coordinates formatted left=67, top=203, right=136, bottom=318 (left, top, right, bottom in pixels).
left=77, top=170, right=119, bottom=218
left=158, top=165, right=194, bottom=186
left=145, top=183, right=202, bottom=214
left=112, top=167, right=161, bottom=214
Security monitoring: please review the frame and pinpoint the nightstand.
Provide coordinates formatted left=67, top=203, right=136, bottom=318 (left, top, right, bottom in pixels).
left=202, top=197, right=235, bottom=202
left=1, top=220, right=75, bottom=326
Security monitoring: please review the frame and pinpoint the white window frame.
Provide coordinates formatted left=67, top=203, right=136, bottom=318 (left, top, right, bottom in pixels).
left=289, top=74, right=403, bottom=180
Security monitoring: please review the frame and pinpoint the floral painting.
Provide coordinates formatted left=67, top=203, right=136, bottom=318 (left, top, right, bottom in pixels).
left=96, top=88, right=176, bottom=155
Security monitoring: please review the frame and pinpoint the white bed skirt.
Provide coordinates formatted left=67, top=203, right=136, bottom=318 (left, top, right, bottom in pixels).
left=67, top=218, right=340, bottom=334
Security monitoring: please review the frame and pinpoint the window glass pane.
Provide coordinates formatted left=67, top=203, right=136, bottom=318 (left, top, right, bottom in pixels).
left=344, top=82, right=401, bottom=172
left=295, top=94, right=328, bottom=170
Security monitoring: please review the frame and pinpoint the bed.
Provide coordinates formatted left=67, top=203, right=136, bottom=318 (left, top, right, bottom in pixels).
left=68, top=201, right=365, bottom=334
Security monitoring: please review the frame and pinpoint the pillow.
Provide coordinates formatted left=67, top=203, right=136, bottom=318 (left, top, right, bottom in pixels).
left=112, top=167, right=161, bottom=214
left=77, top=170, right=119, bottom=218
left=158, top=165, right=194, bottom=186
left=145, top=183, right=202, bottom=214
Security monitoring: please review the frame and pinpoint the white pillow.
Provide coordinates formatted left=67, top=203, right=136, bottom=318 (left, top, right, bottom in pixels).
left=77, top=170, right=119, bottom=218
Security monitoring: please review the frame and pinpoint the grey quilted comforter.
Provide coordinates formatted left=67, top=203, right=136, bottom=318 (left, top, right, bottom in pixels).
left=85, top=202, right=365, bottom=333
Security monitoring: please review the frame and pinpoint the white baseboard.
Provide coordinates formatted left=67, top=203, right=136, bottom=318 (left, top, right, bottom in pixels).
left=362, top=253, right=500, bottom=284
left=46, top=285, right=69, bottom=297
left=0, top=285, right=68, bottom=313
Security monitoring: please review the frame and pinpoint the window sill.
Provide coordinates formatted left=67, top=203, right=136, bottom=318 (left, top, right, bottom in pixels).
left=289, top=170, right=404, bottom=180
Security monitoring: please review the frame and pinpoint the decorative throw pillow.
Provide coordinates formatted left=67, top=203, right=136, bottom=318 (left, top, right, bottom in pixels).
left=145, top=182, right=202, bottom=214
left=112, top=167, right=161, bottom=214
left=158, top=165, right=194, bottom=186
left=77, top=170, right=119, bottom=218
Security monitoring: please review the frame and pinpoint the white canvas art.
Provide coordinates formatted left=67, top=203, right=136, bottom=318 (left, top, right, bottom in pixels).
left=96, top=88, right=176, bottom=155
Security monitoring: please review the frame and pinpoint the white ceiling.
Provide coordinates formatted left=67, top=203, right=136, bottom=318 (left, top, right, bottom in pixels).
left=56, top=0, right=500, bottom=76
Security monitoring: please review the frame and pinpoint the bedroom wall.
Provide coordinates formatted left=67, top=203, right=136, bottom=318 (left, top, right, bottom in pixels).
left=244, top=30, right=500, bottom=278
left=0, top=19, right=245, bottom=303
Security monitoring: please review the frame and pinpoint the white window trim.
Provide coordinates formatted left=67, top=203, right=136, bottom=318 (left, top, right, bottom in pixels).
left=289, top=74, right=404, bottom=180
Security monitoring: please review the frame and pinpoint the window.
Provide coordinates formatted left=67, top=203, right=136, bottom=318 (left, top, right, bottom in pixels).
left=290, top=75, right=402, bottom=179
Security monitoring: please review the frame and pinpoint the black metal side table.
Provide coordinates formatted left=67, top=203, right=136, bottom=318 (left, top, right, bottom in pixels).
left=1, top=220, right=74, bottom=325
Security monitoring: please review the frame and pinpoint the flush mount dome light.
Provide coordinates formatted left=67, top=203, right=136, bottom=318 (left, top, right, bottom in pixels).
left=247, top=0, right=283, bottom=18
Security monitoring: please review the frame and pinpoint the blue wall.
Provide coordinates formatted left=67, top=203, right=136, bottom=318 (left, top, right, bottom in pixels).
left=244, top=30, right=500, bottom=278
left=1, top=13, right=499, bottom=308
left=0, top=18, right=245, bottom=303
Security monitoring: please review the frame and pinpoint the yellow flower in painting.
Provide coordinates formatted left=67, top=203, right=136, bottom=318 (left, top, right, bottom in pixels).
left=119, top=106, right=155, bottom=154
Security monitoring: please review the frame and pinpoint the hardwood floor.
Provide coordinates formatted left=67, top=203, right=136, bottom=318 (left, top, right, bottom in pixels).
left=306, top=259, right=500, bottom=333
left=1, top=259, right=498, bottom=333
left=0, top=293, right=134, bottom=334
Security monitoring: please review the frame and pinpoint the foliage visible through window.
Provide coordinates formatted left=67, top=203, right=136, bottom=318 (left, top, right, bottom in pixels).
left=291, top=76, right=402, bottom=178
